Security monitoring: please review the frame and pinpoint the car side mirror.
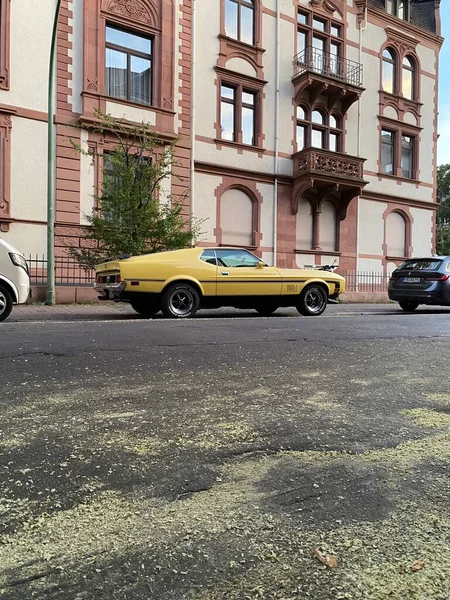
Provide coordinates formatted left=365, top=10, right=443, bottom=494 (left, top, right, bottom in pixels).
left=257, top=261, right=265, bottom=269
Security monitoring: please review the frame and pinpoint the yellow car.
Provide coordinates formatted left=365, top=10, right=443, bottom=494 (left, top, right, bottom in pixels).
left=94, top=247, right=345, bottom=318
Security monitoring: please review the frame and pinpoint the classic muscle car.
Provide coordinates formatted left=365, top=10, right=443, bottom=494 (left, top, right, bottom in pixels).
left=94, top=247, right=345, bottom=318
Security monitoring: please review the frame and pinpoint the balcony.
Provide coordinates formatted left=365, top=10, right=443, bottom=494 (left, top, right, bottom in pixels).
left=291, top=147, right=368, bottom=218
left=292, top=47, right=364, bottom=112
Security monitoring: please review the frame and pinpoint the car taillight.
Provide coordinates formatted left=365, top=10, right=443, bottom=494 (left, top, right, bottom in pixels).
left=425, top=274, right=449, bottom=281
left=389, top=273, right=400, bottom=280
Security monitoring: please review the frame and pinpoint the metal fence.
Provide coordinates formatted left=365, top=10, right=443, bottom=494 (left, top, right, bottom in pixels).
left=26, top=255, right=94, bottom=287
left=25, top=256, right=389, bottom=293
left=340, top=271, right=389, bottom=293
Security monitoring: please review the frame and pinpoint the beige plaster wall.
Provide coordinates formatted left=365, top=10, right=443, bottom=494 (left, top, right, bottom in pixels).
left=358, top=199, right=386, bottom=255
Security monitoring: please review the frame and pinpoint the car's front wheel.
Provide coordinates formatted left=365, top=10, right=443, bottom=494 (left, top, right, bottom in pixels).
left=399, top=300, right=419, bottom=311
left=130, top=297, right=160, bottom=318
left=0, top=285, right=13, bottom=322
left=161, top=283, right=199, bottom=318
left=297, top=285, right=327, bottom=316
left=255, top=303, right=279, bottom=316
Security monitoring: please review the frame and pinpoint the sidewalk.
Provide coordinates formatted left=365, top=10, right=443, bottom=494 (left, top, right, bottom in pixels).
left=4, top=302, right=421, bottom=323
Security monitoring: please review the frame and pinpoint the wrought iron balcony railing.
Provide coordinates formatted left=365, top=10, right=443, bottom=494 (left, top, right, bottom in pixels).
left=293, top=47, right=363, bottom=88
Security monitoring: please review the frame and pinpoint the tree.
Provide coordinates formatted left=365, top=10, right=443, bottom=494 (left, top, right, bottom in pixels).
left=70, top=111, right=200, bottom=269
left=436, top=164, right=450, bottom=255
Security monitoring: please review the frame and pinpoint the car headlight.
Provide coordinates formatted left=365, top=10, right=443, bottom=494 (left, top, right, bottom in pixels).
left=9, top=252, right=29, bottom=273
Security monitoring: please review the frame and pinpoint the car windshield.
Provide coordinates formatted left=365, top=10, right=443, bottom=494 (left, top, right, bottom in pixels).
left=397, top=259, right=443, bottom=271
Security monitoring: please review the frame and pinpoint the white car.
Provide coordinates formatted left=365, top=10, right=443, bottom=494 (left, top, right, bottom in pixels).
left=0, top=237, right=30, bottom=322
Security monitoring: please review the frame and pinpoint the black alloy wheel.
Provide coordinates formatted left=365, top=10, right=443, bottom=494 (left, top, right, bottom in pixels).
left=161, top=283, right=200, bottom=318
left=297, top=285, right=327, bottom=316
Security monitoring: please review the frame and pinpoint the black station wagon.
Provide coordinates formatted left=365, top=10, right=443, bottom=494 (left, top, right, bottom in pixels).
left=388, top=256, right=450, bottom=311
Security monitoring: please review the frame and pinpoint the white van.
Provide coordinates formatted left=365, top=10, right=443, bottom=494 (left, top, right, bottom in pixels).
left=0, top=237, right=30, bottom=322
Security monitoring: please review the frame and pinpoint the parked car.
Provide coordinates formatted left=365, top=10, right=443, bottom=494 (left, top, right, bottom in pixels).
left=388, top=256, right=450, bottom=311
left=0, top=237, right=30, bottom=322
left=94, top=247, right=345, bottom=319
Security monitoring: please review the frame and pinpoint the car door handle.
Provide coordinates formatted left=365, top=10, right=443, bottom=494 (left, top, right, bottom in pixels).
left=221, top=271, right=229, bottom=276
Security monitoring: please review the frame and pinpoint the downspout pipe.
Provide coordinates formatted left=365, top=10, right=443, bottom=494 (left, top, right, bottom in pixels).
left=46, top=0, right=63, bottom=305
left=189, top=0, right=196, bottom=244
left=355, top=5, right=367, bottom=282
left=272, top=0, right=280, bottom=266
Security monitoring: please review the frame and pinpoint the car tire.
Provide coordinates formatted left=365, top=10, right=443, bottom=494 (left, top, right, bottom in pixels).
left=297, top=284, right=327, bottom=316
left=0, top=285, right=13, bottom=323
left=130, top=298, right=160, bottom=318
left=399, top=300, right=419, bottom=311
left=255, top=304, right=278, bottom=316
left=161, top=283, right=200, bottom=319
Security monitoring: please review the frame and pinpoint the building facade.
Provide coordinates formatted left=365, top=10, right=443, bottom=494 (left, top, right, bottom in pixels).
left=0, top=0, right=443, bottom=275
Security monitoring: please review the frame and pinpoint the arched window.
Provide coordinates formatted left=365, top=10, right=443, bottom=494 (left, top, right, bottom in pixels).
left=402, top=56, right=415, bottom=100
left=382, top=48, right=396, bottom=94
left=225, top=0, right=255, bottom=45
left=320, top=202, right=337, bottom=251
left=296, top=198, right=314, bottom=249
left=386, top=211, right=407, bottom=257
left=296, top=107, right=342, bottom=152
left=221, top=188, right=254, bottom=246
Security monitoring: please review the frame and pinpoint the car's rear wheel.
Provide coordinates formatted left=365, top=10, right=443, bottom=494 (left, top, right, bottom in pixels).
left=297, top=285, right=327, bottom=316
left=399, top=300, right=419, bottom=311
left=161, top=283, right=199, bottom=319
left=130, top=297, right=160, bottom=318
left=255, top=303, right=279, bottom=316
left=0, top=285, right=13, bottom=323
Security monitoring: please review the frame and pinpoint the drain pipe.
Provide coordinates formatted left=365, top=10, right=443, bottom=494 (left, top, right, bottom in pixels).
left=189, top=0, right=197, bottom=243
left=355, top=5, right=367, bottom=281
left=272, top=0, right=280, bottom=266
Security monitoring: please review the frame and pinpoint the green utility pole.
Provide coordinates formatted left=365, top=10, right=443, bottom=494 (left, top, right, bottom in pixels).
left=46, top=0, right=63, bottom=305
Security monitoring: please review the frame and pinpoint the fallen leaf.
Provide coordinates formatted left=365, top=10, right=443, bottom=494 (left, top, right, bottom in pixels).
left=313, top=547, right=338, bottom=568
left=411, top=559, right=425, bottom=572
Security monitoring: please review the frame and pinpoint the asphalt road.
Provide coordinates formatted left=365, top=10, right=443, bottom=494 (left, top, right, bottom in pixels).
left=1, top=305, right=450, bottom=599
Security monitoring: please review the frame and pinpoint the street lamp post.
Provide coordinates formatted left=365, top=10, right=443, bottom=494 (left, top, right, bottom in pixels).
left=46, top=0, right=63, bottom=305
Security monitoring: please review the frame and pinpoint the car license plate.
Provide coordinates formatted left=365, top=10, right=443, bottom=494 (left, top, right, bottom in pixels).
left=403, top=277, right=420, bottom=283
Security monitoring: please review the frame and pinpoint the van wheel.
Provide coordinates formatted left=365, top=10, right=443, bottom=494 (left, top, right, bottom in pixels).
left=161, top=283, right=199, bottom=318
left=130, top=298, right=160, bottom=318
left=0, top=285, right=13, bottom=322
left=297, top=285, right=327, bottom=316
left=399, top=300, right=419, bottom=311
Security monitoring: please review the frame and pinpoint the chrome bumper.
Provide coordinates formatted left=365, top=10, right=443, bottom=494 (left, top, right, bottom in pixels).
left=94, top=281, right=126, bottom=299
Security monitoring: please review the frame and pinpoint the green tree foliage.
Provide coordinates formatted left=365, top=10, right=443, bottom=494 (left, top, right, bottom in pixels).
left=436, top=164, right=450, bottom=255
left=70, top=112, right=200, bottom=269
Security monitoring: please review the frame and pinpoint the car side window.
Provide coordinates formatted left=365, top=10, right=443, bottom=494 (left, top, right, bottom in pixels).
left=216, top=249, right=260, bottom=268
left=446, top=261, right=450, bottom=272
left=200, top=250, right=218, bottom=266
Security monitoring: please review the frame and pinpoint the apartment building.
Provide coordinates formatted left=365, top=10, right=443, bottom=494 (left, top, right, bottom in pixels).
left=0, top=0, right=443, bottom=274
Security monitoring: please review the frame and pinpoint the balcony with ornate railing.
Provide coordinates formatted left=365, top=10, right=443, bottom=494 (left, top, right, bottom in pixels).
left=291, top=147, right=367, bottom=218
left=292, top=47, right=364, bottom=112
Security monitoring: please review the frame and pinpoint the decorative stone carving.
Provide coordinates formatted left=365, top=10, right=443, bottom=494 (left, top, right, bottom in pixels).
left=294, top=149, right=364, bottom=180
left=86, top=78, right=98, bottom=92
left=104, top=0, right=159, bottom=28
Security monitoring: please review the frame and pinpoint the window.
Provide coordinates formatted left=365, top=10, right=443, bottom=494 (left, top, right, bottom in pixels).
left=401, top=135, right=413, bottom=179
left=382, top=48, right=396, bottom=94
left=381, top=129, right=416, bottom=179
left=220, top=84, right=257, bottom=146
left=297, top=11, right=343, bottom=77
left=215, top=248, right=261, bottom=267
left=225, top=0, right=254, bottom=45
left=402, top=56, right=415, bottom=100
left=386, top=0, right=410, bottom=21
left=296, top=106, right=342, bottom=152
left=220, top=189, right=254, bottom=246
left=386, top=212, right=407, bottom=257
left=105, top=26, right=152, bottom=105
left=381, top=130, right=395, bottom=175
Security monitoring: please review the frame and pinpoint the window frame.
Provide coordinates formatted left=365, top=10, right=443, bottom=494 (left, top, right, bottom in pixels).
left=386, top=0, right=410, bottom=22
left=382, top=47, right=397, bottom=95
left=296, top=9, right=344, bottom=74
left=224, top=0, right=255, bottom=46
left=216, top=69, right=264, bottom=149
left=105, top=24, right=153, bottom=106
left=0, top=0, right=11, bottom=90
left=296, top=105, right=343, bottom=153
left=379, top=122, right=418, bottom=181
left=380, top=45, right=419, bottom=102
left=401, top=55, right=416, bottom=101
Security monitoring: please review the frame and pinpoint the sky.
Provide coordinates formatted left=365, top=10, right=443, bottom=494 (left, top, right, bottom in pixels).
left=438, top=3, right=450, bottom=165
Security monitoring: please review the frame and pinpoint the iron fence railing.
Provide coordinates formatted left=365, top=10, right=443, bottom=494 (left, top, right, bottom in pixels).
left=26, top=255, right=94, bottom=286
left=340, top=271, right=390, bottom=293
left=293, top=46, right=363, bottom=87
